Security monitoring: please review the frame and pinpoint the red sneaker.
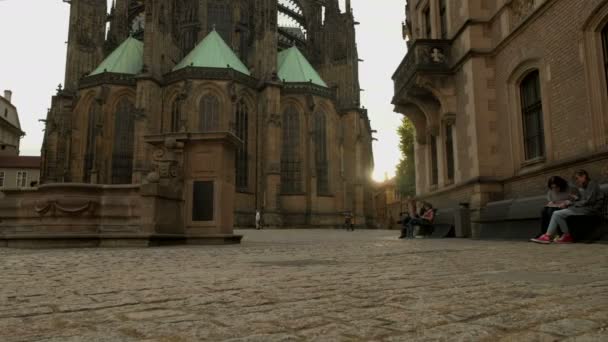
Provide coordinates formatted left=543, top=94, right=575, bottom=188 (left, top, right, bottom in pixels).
left=531, top=234, right=553, bottom=244
left=554, top=233, right=574, bottom=244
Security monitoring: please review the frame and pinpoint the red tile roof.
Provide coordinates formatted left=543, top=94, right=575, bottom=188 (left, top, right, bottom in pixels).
left=0, top=156, right=41, bottom=169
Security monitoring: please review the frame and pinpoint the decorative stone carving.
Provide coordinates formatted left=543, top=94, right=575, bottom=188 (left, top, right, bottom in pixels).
left=177, top=80, right=192, bottom=100
left=511, top=0, right=535, bottom=25
left=267, top=162, right=281, bottom=175
left=443, top=113, right=456, bottom=126
left=430, top=48, right=446, bottom=63
left=147, top=138, right=184, bottom=184
left=267, top=113, right=281, bottom=127
left=35, top=200, right=96, bottom=217
left=95, top=86, right=110, bottom=105
left=306, top=94, right=316, bottom=111
left=133, top=107, right=147, bottom=120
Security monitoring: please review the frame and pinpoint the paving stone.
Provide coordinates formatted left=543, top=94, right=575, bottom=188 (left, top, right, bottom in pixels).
left=0, top=230, right=607, bottom=341
left=536, top=318, right=601, bottom=337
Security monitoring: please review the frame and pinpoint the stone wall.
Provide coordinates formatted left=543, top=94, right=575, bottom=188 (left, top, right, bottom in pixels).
left=0, top=183, right=186, bottom=248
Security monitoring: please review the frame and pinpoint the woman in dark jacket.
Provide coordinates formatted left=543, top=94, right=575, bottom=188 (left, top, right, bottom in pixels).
left=538, top=176, right=575, bottom=237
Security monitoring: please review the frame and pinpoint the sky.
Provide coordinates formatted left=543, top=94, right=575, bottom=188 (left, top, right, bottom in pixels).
left=0, top=0, right=407, bottom=182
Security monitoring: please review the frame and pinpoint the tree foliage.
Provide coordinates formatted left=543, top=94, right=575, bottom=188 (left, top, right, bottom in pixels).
left=395, top=117, right=416, bottom=196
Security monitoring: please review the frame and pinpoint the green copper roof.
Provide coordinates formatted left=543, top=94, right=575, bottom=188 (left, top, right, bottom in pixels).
left=173, top=30, right=251, bottom=75
left=277, top=47, right=328, bottom=87
left=90, top=37, right=144, bottom=76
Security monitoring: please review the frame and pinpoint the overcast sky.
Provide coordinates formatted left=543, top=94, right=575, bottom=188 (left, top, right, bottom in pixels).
left=0, top=0, right=406, bottom=182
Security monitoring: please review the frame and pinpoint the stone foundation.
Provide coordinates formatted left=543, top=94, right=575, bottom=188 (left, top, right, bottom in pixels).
left=0, top=183, right=242, bottom=248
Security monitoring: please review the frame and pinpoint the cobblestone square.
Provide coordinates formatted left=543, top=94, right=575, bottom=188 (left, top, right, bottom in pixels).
left=1, top=230, right=607, bottom=341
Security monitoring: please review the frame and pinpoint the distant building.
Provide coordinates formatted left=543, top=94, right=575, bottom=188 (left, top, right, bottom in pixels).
left=0, top=90, right=24, bottom=156
left=373, top=178, right=405, bottom=229
left=0, top=156, right=41, bottom=189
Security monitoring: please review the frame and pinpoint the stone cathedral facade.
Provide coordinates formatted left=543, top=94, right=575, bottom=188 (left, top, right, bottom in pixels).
left=40, top=0, right=375, bottom=229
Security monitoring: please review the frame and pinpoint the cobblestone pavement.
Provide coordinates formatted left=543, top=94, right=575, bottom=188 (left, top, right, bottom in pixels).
left=1, top=230, right=607, bottom=342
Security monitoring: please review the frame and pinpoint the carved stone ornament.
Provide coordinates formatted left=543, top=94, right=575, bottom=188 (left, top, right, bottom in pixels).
left=134, top=107, right=147, bottom=120
left=178, top=80, right=192, bottom=100
left=511, top=0, right=535, bottom=25
left=267, top=113, right=281, bottom=127
left=147, top=138, right=184, bottom=183
left=306, top=94, right=316, bottom=111
left=95, top=86, right=110, bottom=104
left=35, top=200, right=96, bottom=217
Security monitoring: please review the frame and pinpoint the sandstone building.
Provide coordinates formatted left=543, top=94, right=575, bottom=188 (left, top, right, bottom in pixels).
left=39, top=0, right=375, bottom=229
left=394, top=0, right=608, bottom=237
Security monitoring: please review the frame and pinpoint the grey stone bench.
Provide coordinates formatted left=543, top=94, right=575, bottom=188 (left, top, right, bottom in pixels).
left=476, top=184, right=608, bottom=241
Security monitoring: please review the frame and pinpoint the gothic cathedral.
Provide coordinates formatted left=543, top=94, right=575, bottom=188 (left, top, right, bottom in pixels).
left=41, top=0, right=375, bottom=228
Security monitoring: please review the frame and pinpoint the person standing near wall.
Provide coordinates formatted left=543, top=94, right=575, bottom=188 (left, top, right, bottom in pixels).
left=255, top=210, right=262, bottom=230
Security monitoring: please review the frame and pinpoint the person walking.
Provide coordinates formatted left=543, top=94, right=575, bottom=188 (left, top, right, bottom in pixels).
left=255, top=210, right=262, bottom=230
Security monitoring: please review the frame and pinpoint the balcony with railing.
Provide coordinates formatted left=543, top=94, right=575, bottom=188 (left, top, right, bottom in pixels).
left=392, top=39, right=452, bottom=99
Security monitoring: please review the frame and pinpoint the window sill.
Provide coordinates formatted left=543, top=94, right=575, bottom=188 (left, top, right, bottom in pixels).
left=521, top=156, right=546, bottom=168
left=317, top=193, right=334, bottom=198
left=280, top=192, right=306, bottom=196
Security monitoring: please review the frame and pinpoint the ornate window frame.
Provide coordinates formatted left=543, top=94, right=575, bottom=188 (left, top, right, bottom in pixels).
left=582, top=3, right=608, bottom=150
left=199, top=94, right=220, bottom=132
left=110, top=97, right=136, bottom=184
left=281, top=104, right=303, bottom=194
left=235, top=99, right=249, bottom=191
left=507, top=60, right=553, bottom=172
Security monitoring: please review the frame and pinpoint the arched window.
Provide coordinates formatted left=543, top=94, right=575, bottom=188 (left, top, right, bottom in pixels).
left=314, top=111, right=329, bottom=194
left=430, top=135, right=438, bottom=185
left=111, top=98, right=136, bottom=184
left=445, top=123, right=455, bottom=181
left=603, top=24, right=608, bottom=94
left=520, top=70, right=545, bottom=160
left=171, top=99, right=182, bottom=132
left=199, top=95, right=219, bottom=132
left=174, top=0, right=200, bottom=56
left=281, top=105, right=301, bottom=193
left=235, top=100, right=249, bottom=190
left=83, top=103, right=100, bottom=182
left=207, top=0, right=233, bottom=44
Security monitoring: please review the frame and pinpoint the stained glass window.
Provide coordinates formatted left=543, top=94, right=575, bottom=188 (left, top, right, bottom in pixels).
left=207, top=0, right=233, bottom=44
left=235, top=100, right=249, bottom=190
left=314, top=111, right=329, bottom=194
left=281, top=105, right=302, bottom=193
left=84, top=103, right=99, bottom=182
left=111, top=98, right=136, bottom=184
left=199, top=95, right=220, bottom=132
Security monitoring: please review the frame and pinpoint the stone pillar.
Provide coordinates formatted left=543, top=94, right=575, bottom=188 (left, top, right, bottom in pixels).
left=454, top=202, right=471, bottom=238
left=133, top=78, right=162, bottom=184
left=260, top=81, right=283, bottom=227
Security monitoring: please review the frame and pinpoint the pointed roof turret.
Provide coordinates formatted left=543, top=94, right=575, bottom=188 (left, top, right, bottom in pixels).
left=277, top=46, right=328, bottom=87
left=173, top=30, right=251, bottom=75
left=90, top=37, right=144, bottom=76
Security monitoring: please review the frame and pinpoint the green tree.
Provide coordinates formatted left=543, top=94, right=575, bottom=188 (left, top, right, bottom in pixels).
left=395, top=117, right=416, bottom=197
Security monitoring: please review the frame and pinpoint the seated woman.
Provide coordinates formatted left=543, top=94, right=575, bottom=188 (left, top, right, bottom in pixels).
left=537, top=176, right=577, bottom=238
left=400, top=201, right=434, bottom=238
left=532, top=170, right=603, bottom=244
